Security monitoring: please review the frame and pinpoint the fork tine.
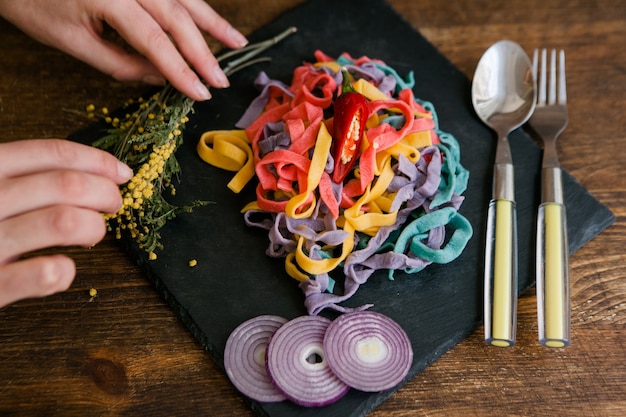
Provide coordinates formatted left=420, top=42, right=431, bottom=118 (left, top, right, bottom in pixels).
left=534, top=48, right=567, bottom=107
left=558, top=50, right=567, bottom=105
left=532, top=48, right=539, bottom=92
left=549, top=49, right=557, bottom=105
left=535, top=48, right=547, bottom=106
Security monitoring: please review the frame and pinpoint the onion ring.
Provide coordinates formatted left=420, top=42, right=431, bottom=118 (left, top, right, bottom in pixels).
left=266, top=315, right=349, bottom=407
left=323, top=311, right=413, bottom=392
left=224, top=315, right=288, bottom=402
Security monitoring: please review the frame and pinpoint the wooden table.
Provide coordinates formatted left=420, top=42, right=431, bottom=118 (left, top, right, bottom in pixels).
left=1, top=1, right=625, bottom=415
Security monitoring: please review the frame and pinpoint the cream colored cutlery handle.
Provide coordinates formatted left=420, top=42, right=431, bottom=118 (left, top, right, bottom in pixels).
left=537, top=202, right=570, bottom=348
left=484, top=198, right=518, bottom=347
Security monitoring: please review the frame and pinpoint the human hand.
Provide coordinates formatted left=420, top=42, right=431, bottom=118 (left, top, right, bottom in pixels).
left=0, top=139, right=133, bottom=308
left=0, top=0, right=248, bottom=101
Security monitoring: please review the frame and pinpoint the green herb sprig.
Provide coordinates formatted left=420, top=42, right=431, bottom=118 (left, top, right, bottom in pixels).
left=88, top=27, right=297, bottom=258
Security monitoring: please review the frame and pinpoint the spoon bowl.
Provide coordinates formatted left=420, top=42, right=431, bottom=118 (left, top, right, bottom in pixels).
left=471, top=40, right=536, bottom=348
left=472, top=40, right=536, bottom=139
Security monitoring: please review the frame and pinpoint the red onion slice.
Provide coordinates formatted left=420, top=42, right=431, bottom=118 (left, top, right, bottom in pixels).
left=323, top=311, right=413, bottom=392
left=266, top=315, right=349, bottom=407
left=224, top=315, right=288, bottom=403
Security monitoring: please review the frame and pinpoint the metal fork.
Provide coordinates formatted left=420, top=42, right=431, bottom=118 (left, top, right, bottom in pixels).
left=529, top=49, right=571, bottom=348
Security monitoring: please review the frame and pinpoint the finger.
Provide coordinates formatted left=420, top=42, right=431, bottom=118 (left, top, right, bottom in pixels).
left=0, top=170, right=123, bottom=221
left=136, top=0, right=231, bottom=89
left=0, top=206, right=107, bottom=263
left=0, top=255, right=75, bottom=309
left=0, top=139, right=133, bottom=184
left=103, top=1, right=212, bottom=101
left=61, top=30, right=168, bottom=86
left=177, top=0, right=248, bottom=49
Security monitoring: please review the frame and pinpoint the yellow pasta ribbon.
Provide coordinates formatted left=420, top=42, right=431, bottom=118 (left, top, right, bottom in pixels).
left=294, top=222, right=356, bottom=275
left=285, top=252, right=311, bottom=282
left=314, top=61, right=342, bottom=73
left=343, top=155, right=397, bottom=236
left=405, top=130, right=433, bottom=149
left=383, top=131, right=431, bottom=166
left=289, top=114, right=433, bottom=275
left=353, top=78, right=391, bottom=101
left=372, top=193, right=394, bottom=213
left=285, top=122, right=332, bottom=219
left=354, top=78, right=432, bottom=119
left=286, top=122, right=357, bottom=275
left=241, top=200, right=261, bottom=213
left=197, top=130, right=255, bottom=193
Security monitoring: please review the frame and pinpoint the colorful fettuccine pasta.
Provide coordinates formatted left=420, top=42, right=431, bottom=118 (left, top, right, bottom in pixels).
left=197, top=51, right=473, bottom=314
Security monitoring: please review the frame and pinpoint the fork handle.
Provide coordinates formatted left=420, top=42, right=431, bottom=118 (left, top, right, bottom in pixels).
left=484, top=197, right=518, bottom=347
left=537, top=167, right=571, bottom=348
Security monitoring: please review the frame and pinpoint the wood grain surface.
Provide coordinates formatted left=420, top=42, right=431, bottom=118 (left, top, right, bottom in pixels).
left=1, top=1, right=625, bottom=416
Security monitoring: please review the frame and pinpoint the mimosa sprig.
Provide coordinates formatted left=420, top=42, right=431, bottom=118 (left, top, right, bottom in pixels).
left=86, top=27, right=297, bottom=258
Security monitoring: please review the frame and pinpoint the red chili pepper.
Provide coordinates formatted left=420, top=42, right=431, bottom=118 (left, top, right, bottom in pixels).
left=331, top=69, right=369, bottom=183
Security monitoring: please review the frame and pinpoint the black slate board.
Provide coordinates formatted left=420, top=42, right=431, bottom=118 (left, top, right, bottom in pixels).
left=70, top=0, right=615, bottom=415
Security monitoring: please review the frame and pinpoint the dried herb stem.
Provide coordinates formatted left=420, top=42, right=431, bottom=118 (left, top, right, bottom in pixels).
left=87, top=27, right=297, bottom=257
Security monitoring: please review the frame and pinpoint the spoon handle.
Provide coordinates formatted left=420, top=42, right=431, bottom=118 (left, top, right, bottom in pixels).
left=484, top=165, right=518, bottom=347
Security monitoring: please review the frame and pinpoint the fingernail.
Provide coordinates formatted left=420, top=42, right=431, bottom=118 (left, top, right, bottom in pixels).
left=212, top=67, right=230, bottom=88
left=117, top=161, right=134, bottom=181
left=228, top=26, right=248, bottom=48
left=142, top=74, right=166, bottom=86
left=194, top=80, right=212, bottom=101
left=41, top=260, right=61, bottom=288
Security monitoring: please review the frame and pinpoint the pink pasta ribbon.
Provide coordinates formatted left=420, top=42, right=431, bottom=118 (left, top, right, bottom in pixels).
left=199, top=51, right=472, bottom=314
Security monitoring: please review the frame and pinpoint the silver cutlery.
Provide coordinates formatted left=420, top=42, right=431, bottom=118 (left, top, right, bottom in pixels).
left=529, top=48, right=571, bottom=348
left=471, top=41, right=536, bottom=347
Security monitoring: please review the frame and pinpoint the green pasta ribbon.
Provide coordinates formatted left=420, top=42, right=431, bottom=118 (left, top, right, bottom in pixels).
left=390, top=206, right=473, bottom=278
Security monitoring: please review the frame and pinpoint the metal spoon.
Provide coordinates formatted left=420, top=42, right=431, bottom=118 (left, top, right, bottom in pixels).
left=471, top=40, right=536, bottom=347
